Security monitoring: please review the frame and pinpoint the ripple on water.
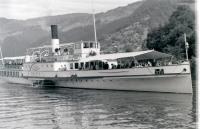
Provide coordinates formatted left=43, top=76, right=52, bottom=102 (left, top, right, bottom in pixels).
left=0, top=83, right=196, bottom=129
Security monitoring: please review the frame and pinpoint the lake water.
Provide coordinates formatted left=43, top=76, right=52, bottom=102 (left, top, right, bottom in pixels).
left=0, top=83, right=196, bottom=129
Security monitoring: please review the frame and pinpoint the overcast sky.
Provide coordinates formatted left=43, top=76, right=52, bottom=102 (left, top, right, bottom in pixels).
left=0, top=0, right=141, bottom=20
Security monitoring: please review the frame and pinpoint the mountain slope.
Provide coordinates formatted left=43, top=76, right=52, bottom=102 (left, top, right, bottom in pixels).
left=0, top=0, right=194, bottom=56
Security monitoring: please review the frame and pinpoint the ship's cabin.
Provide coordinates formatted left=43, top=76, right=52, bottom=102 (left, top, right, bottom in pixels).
left=23, top=48, right=179, bottom=72
left=25, top=41, right=100, bottom=63
left=23, top=41, right=101, bottom=71
left=0, top=56, right=24, bottom=78
left=1, top=56, right=25, bottom=69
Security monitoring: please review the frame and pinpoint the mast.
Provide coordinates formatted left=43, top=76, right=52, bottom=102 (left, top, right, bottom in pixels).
left=184, top=33, right=189, bottom=61
left=0, top=46, right=4, bottom=67
left=91, top=0, right=98, bottom=44
left=93, top=11, right=98, bottom=44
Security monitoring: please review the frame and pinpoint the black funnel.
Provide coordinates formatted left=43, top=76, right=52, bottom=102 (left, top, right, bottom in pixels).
left=51, top=25, right=58, bottom=39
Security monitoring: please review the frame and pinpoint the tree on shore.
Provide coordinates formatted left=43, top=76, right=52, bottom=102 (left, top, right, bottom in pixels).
left=146, top=5, right=195, bottom=60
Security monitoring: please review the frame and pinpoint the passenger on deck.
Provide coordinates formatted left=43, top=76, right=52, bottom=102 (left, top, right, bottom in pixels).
left=103, top=62, right=109, bottom=69
left=147, top=61, right=152, bottom=67
left=130, top=61, right=135, bottom=68
left=152, top=60, right=156, bottom=67
left=111, top=64, right=116, bottom=69
left=125, top=63, right=129, bottom=68
left=117, top=64, right=121, bottom=69
left=168, top=61, right=172, bottom=65
left=105, top=62, right=109, bottom=69
left=156, top=62, right=161, bottom=66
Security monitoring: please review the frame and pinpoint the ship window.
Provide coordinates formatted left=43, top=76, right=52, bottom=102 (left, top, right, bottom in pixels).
left=90, top=42, right=94, bottom=48
left=85, top=62, right=89, bottom=69
left=70, top=63, right=73, bottom=69
left=80, top=62, right=84, bottom=69
left=75, top=63, right=79, bottom=69
left=83, top=42, right=89, bottom=48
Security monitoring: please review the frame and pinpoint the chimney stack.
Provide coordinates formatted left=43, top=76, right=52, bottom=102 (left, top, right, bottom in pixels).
left=51, top=25, right=60, bottom=54
left=51, top=25, right=58, bottom=39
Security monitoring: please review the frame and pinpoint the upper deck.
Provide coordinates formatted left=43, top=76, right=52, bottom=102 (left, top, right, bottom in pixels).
left=25, top=41, right=100, bottom=63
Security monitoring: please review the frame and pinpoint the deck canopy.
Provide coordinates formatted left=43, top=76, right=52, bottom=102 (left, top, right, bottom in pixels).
left=80, top=50, right=172, bottom=62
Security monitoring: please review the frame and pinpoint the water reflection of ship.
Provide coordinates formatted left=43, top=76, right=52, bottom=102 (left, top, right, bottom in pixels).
left=38, top=88, right=194, bottom=128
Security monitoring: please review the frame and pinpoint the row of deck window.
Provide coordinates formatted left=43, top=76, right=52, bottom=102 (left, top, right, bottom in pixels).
left=83, top=42, right=99, bottom=49
left=69, top=61, right=110, bottom=70
left=0, top=71, right=20, bottom=77
left=66, top=79, right=113, bottom=82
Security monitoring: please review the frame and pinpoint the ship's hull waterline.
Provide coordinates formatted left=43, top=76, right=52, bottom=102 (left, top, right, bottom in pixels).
left=0, top=76, right=32, bottom=85
left=54, top=74, right=192, bottom=93
left=0, top=73, right=192, bottom=93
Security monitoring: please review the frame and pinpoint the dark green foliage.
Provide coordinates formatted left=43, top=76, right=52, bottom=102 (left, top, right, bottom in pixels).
left=146, top=5, right=195, bottom=60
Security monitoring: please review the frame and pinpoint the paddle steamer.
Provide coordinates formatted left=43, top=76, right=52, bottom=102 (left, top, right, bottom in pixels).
left=0, top=24, right=192, bottom=93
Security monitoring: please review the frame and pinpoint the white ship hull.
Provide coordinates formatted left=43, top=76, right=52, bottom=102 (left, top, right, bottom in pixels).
left=0, top=63, right=193, bottom=93
left=55, top=74, right=192, bottom=93
left=25, top=63, right=192, bottom=93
